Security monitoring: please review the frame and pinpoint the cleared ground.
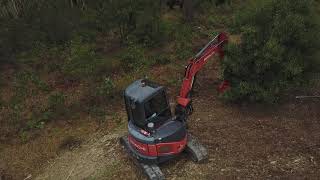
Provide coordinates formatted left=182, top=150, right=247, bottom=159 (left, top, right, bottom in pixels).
left=29, top=66, right=320, bottom=180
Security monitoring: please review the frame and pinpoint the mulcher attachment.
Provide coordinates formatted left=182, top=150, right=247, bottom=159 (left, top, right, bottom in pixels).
left=120, top=134, right=208, bottom=180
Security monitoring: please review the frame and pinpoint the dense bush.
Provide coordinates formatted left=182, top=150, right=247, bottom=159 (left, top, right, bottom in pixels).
left=0, top=0, right=224, bottom=66
left=0, top=0, right=165, bottom=65
left=62, top=38, right=102, bottom=80
left=153, top=54, right=172, bottom=65
left=46, top=92, right=67, bottom=119
left=120, top=45, right=147, bottom=71
left=96, top=77, right=116, bottom=99
left=221, top=0, right=320, bottom=103
left=173, top=23, right=195, bottom=60
left=0, top=0, right=81, bottom=61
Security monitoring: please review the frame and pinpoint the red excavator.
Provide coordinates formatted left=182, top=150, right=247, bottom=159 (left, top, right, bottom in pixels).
left=120, top=32, right=228, bottom=180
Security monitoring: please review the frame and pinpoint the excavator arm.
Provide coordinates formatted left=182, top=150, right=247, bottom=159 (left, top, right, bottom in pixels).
left=175, top=32, right=228, bottom=118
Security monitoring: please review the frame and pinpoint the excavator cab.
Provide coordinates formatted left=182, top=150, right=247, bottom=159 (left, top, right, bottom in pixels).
left=123, top=79, right=188, bottom=165
left=124, top=79, right=172, bottom=130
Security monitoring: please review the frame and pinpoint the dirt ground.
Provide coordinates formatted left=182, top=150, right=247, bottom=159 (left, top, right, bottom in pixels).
left=162, top=84, right=320, bottom=179
left=1, top=61, right=319, bottom=180
left=27, top=66, right=319, bottom=180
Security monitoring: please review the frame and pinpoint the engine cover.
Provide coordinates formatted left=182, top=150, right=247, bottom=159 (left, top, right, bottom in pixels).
left=127, top=120, right=187, bottom=164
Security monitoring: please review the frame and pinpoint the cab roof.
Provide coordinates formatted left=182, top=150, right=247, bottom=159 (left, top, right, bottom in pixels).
left=124, top=79, right=165, bottom=103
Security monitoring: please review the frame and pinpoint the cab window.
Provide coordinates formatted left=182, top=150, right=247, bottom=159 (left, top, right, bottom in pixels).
left=144, top=91, right=171, bottom=119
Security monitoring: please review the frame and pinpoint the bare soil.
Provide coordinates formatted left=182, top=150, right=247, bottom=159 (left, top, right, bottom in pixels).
left=162, top=77, right=320, bottom=179
left=24, top=63, right=320, bottom=180
left=1, top=51, right=319, bottom=180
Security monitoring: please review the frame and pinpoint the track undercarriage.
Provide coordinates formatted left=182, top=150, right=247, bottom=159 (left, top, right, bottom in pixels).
left=120, top=134, right=208, bottom=180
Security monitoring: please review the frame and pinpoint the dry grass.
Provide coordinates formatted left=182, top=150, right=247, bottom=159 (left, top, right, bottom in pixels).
left=0, top=117, right=99, bottom=179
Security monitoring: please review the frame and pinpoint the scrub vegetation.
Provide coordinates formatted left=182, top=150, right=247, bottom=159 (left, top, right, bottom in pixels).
left=0, top=0, right=319, bottom=179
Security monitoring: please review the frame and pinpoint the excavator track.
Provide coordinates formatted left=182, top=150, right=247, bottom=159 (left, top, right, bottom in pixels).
left=120, top=134, right=208, bottom=179
left=120, top=136, right=165, bottom=180
left=185, top=134, right=208, bottom=163
left=140, top=163, right=165, bottom=180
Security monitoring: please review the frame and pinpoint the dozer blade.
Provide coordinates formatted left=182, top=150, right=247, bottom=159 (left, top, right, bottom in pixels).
left=185, top=134, right=208, bottom=163
left=120, top=136, right=165, bottom=180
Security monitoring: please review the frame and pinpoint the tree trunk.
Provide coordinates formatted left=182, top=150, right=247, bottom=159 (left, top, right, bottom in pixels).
left=183, top=0, right=194, bottom=22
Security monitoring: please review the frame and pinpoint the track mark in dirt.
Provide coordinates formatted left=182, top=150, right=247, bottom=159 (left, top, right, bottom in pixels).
left=34, top=64, right=319, bottom=180
left=160, top=71, right=320, bottom=179
left=35, top=129, right=138, bottom=180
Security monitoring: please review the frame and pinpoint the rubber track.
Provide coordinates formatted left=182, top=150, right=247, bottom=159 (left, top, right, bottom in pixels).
left=185, top=134, right=208, bottom=163
left=120, top=136, right=165, bottom=180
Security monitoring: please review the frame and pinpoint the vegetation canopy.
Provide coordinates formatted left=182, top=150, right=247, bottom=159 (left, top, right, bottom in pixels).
left=222, top=0, right=320, bottom=103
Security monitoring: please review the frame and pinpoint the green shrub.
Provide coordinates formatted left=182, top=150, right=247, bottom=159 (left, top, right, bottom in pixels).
left=19, top=131, right=29, bottom=143
left=197, top=0, right=230, bottom=8
left=85, top=0, right=164, bottom=46
left=30, top=75, right=50, bottom=92
left=12, top=71, right=50, bottom=100
left=47, top=92, right=66, bottom=116
left=0, top=0, right=81, bottom=64
left=222, top=0, right=320, bottom=103
left=214, top=0, right=232, bottom=6
left=97, top=77, right=116, bottom=98
left=25, top=110, right=52, bottom=130
left=153, top=54, right=171, bottom=65
left=120, top=45, right=147, bottom=71
left=173, top=24, right=195, bottom=60
left=12, top=72, right=31, bottom=101
left=26, top=118, right=45, bottom=130
left=132, top=3, right=163, bottom=47
left=8, top=103, right=23, bottom=127
left=62, top=38, right=103, bottom=79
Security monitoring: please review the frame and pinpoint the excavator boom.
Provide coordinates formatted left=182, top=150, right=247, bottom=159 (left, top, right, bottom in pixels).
left=176, top=32, right=228, bottom=116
